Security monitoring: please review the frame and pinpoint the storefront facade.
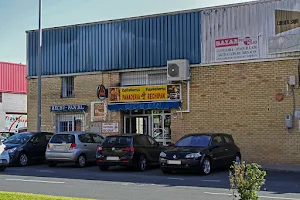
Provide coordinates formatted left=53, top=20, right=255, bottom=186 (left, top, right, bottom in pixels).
left=0, top=62, right=27, bottom=133
left=27, top=0, right=300, bottom=164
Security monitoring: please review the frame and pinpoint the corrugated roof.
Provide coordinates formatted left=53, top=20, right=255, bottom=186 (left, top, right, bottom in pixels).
left=0, top=62, right=27, bottom=94
left=25, top=0, right=280, bottom=33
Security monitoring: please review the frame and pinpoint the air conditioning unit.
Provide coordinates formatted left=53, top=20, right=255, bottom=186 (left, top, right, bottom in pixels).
left=167, top=59, right=190, bottom=81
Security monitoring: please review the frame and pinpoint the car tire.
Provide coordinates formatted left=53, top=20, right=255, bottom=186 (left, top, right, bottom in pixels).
left=19, top=152, right=29, bottom=166
left=0, top=166, right=7, bottom=172
left=48, top=161, right=57, bottom=167
left=200, top=157, right=211, bottom=175
left=98, top=164, right=109, bottom=171
left=76, top=154, right=86, bottom=168
left=137, top=155, right=147, bottom=171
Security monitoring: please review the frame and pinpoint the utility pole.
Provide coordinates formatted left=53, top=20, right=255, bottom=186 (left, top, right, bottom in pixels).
left=37, top=0, right=42, bottom=132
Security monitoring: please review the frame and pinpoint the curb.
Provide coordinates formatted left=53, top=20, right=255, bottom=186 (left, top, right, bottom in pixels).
left=262, top=167, right=300, bottom=173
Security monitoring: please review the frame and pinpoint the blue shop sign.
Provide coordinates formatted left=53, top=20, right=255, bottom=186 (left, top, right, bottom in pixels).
left=50, top=104, right=88, bottom=112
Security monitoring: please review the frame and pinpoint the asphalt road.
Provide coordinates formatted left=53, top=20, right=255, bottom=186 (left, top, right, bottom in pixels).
left=0, top=164, right=299, bottom=200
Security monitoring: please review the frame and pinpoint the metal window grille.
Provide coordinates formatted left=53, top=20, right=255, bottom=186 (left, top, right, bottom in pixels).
left=121, top=70, right=169, bottom=86
left=0, top=93, right=2, bottom=103
left=55, top=114, right=85, bottom=132
left=61, top=77, right=74, bottom=98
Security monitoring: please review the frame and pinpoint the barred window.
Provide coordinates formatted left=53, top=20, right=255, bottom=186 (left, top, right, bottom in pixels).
left=0, top=92, right=2, bottom=103
left=61, top=77, right=74, bottom=98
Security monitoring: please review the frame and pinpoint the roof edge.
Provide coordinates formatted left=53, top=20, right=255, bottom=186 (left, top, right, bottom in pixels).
left=25, top=0, right=279, bottom=33
left=0, top=61, right=26, bottom=66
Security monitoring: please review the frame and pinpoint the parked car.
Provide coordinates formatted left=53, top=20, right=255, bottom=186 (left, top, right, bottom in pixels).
left=159, top=133, right=241, bottom=175
left=0, top=132, right=15, bottom=142
left=96, top=134, right=165, bottom=171
left=4, top=132, right=54, bottom=166
left=0, top=139, right=9, bottom=171
left=46, top=131, right=104, bottom=168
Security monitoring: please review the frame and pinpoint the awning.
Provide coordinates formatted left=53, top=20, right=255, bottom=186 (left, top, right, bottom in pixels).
left=108, top=101, right=180, bottom=111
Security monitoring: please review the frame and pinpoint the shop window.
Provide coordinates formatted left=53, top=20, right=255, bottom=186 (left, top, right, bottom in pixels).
left=55, top=114, right=85, bottom=132
left=0, top=92, right=2, bottom=103
left=61, top=76, right=74, bottom=98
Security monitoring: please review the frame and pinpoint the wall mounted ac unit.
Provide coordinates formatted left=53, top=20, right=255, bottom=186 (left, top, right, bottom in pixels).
left=167, top=59, right=190, bottom=81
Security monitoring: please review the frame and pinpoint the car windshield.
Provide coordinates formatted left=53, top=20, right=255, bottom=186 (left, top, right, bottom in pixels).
left=175, top=135, right=211, bottom=147
left=50, top=134, right=75, bottom=144
left=102, top=136, right=132, bottom=147
left=4, top=133, right=33, bottom=144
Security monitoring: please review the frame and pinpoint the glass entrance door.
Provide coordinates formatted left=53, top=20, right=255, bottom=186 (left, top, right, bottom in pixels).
left=124, top=116, right=149, bottom=135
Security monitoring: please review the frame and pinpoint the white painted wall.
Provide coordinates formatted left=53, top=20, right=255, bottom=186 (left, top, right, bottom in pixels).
left=0, top=93, right=27, bottom=132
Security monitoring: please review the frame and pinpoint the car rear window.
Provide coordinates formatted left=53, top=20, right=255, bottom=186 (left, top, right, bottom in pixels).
left=50, top=134, right=75, bottom=144
left=102, top=136, right=132, bottom=147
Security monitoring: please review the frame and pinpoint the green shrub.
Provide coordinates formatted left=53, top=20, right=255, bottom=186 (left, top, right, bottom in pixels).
left=229, top=161, right=267, bottom=200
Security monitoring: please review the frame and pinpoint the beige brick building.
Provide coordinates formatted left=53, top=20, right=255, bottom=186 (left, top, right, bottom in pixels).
left=26, top=0, right=300, bottom=165
left=27, top=58, right=300, bottom=165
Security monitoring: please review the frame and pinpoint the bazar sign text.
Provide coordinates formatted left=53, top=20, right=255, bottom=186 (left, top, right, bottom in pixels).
left=215, top=36, right=259, bottom=62
left=109, top=84, right=181, bottom=103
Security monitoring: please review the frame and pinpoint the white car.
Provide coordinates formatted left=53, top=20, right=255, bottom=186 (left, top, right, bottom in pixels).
left=0, top=140, right=9, bottom=171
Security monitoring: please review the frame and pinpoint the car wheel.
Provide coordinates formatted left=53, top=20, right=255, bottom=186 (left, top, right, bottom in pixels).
left=0, top=166, right=7, bottom=172
left=47, top=161, right=57, bottom=167
left=201, top=157, right=211, bottom=175
left=76, top=154, right=86, bottom=168
left=137, top=155, right=147, bottom=171
left=19, top=153, right=29, bottom=166
left=98, top=164, right=109, bottom=171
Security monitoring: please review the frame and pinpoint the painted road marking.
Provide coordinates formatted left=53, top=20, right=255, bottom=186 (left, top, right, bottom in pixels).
left=204, top=192, right=300, bottom=200
left=6, top=179, right=65, bottom=184
left=38, top=170, right=54, bottom=173
left=201, top=180, right=221, bottom=182
left=167, top=177, right=185, bottom=180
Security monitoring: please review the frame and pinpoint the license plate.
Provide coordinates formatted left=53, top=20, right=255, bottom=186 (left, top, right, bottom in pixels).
left=106, top=156, right=119, bottom=161
left=167, top=160, right=181, bottom=165
left=54, top=146, right=64, bottom=150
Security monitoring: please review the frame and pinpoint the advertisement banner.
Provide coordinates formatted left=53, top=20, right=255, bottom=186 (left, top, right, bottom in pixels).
left=102, top=122, right=118, bottom=133
left=109, top=84, right=181, bottom=103
left=275, top=10, right=300, bottom=35
left=5, top=114, right=28, bottom=132
left=215, top=36, right=259, bottom=62
left=268, top=33, right=300, bottom=54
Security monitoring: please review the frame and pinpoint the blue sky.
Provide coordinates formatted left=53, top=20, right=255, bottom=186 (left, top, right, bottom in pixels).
left=0, top=0, right=251, bottom=64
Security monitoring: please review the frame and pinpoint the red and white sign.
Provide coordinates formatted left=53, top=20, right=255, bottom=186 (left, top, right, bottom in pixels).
left=102, top=122, right=118, bottom=133
left=215, top=36, right=259, bottom=62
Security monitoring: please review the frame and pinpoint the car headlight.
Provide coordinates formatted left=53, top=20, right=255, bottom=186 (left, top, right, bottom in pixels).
left=8, top=147, right=17, bottom=154
left=185, top=152, right=202, bottom=158
left=159, top=152, right=166, bottom=157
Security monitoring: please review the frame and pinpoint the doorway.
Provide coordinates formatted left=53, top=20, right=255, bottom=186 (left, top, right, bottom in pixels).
left=123, top=110, right=171, bottom=145
left=124, top=116, right=149, bottom=135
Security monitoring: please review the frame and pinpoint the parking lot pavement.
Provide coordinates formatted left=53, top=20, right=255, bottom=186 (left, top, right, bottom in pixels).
left=0, top=164, right=299, bottom=200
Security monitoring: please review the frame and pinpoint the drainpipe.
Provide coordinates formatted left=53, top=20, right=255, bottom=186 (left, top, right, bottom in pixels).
left=176, top=80, right=190, bottom=117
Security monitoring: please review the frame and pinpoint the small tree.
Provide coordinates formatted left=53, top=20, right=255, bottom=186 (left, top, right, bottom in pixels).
left=229, top=161, right=267, bottom=200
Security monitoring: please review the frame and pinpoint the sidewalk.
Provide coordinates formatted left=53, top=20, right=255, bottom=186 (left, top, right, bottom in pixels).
left=261, top=164, right=300, bottom=173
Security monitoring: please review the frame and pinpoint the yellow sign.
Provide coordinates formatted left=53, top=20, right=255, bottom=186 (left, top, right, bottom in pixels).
left=275, top=10, right=300, bottom=34
left=109, top=84, right=181, bottom=103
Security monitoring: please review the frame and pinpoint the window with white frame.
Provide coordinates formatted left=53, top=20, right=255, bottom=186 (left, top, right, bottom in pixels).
left=61, top=77, right=74, bottom=98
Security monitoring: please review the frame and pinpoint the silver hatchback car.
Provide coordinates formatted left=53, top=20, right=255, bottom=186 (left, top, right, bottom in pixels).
left=46, top=131, right=104, bottom=167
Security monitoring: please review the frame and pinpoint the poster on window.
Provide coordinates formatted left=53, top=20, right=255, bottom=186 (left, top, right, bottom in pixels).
left=5, top=114, right=28, bottom=132
left=91, top=101, right=107, bottom=122
left=102, top=122, right=118, bottom=133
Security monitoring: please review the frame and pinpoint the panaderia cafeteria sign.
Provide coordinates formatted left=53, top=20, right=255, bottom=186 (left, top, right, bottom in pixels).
left=215, top=36, right=259, bottom=62
left=109, top=84, right=181, bottom=103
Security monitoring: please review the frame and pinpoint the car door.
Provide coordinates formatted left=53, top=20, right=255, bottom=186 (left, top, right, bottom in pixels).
left=222, top=135, right=237, bottom=166
left=139, top=135, right=156, bottom=163
left=27, top=133, right=46, bottom=160
left=209, top=135, right=226, bottom=168
left=78, top=133, right=94, bottom=162
left=146, top=136, right=164, bottom=163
